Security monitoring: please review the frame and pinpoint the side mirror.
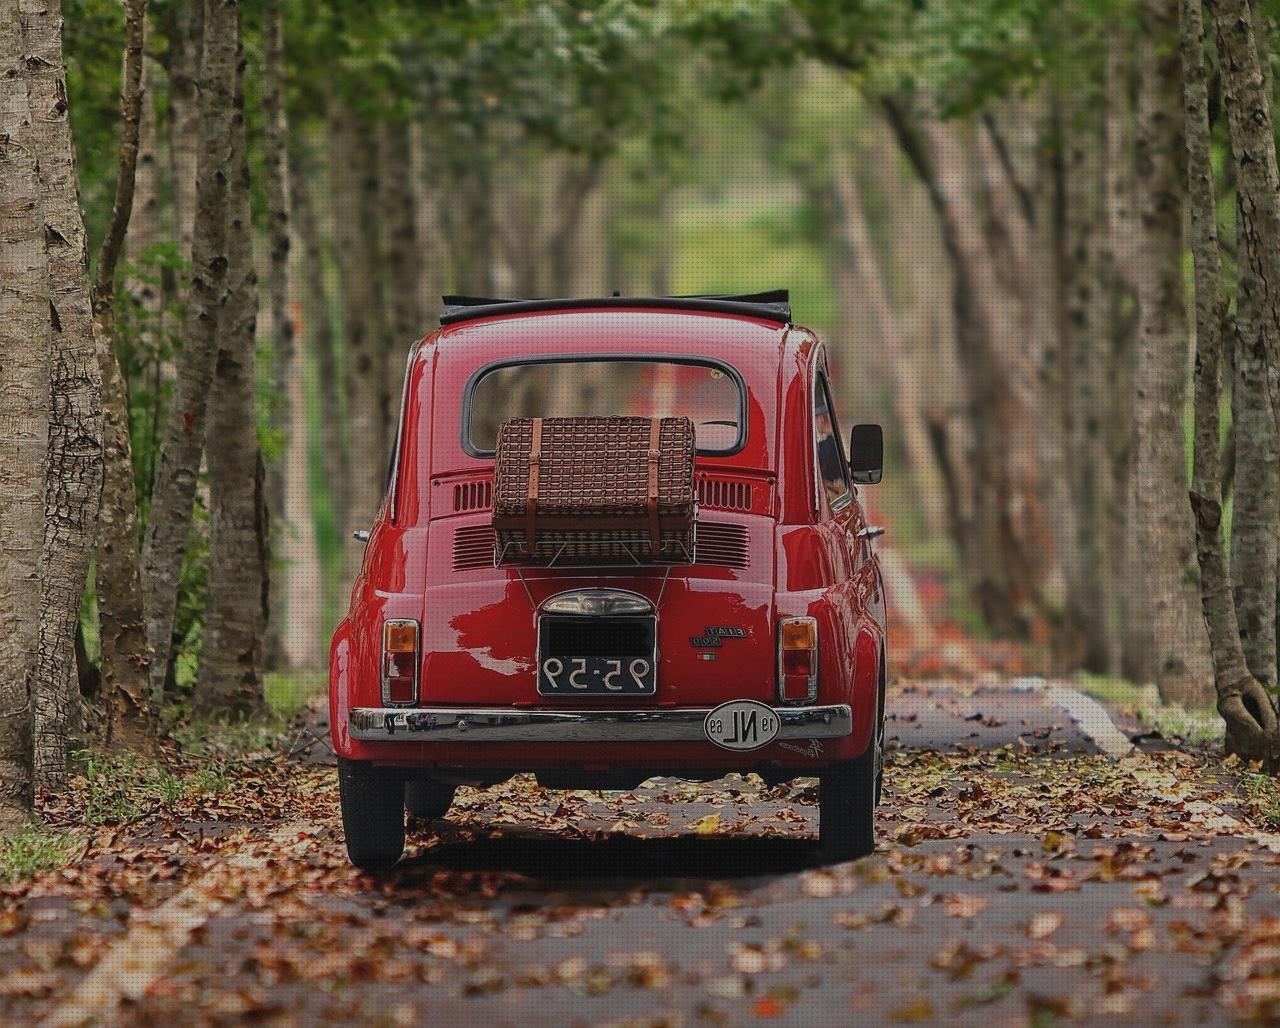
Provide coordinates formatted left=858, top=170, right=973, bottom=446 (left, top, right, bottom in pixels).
left=848, top=424, right=883, bottom=485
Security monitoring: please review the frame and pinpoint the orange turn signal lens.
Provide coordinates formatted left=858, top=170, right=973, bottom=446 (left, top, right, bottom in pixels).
left=780, top=619, right=816, bottom=651
left=384, top=620, right=418, bottom=653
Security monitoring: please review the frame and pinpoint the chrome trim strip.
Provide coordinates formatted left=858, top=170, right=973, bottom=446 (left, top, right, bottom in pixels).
left=349, top=704, right=852, bottom=743
left=388, top=347, right=416, bottom=524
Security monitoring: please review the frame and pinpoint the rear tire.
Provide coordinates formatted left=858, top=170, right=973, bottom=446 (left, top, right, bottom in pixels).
left=338, top=758, right=405, bottom=871
left=819, top=733, right=879, bottom=863
left=405, top=779, right=456, bottom=820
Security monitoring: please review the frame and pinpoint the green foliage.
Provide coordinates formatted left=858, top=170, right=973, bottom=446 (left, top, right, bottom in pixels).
left=72, top=748, right=232, bottom=826
left=0, top=825, right=82, bottom=884
left=1241, top=771, right=1280, bottom=830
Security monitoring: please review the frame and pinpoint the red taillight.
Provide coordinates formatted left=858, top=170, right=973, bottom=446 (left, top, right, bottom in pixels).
left=778, top=616, right=817, bottom=703
left=383, top=619, right=419, bottom=705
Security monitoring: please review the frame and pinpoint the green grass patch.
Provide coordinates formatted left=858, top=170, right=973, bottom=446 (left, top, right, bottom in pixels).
left=0, top=824, right=82, bottom=883
left=169, top=669, right=324, bottom=764
left=73, top=748, right=233, bottom=826
left=1241, top=771, right=1280, bottom=831
left=1072, top=672, right=1223, bottom=745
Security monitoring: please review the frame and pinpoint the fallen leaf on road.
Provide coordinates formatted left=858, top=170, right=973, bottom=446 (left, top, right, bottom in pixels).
left=1027, top=912, right=1063, bottom=939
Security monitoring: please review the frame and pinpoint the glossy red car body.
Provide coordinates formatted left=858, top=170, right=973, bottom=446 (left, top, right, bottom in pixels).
left=329, top=301, right=887, bottom=786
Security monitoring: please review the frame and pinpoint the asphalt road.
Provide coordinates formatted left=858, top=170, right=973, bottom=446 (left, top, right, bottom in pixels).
left=10, top=680, right=1280, bottom=1027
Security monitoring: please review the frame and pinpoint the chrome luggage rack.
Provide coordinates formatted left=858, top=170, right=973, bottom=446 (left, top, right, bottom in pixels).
left=493, top=522, right=698, bottom=570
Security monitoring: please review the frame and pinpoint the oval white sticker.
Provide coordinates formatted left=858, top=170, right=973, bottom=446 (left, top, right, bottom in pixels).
left=704, top=700, right=780, bottom=752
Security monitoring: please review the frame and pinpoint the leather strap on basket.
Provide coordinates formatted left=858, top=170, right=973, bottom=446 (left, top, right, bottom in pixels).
left=526, top=418, right=542, bottom=554
left=647, top=419, right=661, bottom=551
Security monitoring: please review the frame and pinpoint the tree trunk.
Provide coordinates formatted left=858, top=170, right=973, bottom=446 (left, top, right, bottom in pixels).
left=380, top=120, right=422, bottom=417
left=1213, top=0, right=1280, bottom=697
left=1061, top=104, right=1124, bottom=675
left=408, top=124, right=444, bottom=327
left=327, top=100, right=387, bottom=586
left=91, top=0, right=153, bottom=743
left=1127, top=0, right=1214, bottom=706
left=1182, top=0, right=1279, bottom=760
left=1103, top=30, right=1142, bottom=683
left=142, top=0, right=238, bottom=698
left=1211, top=0, right=1280, bottom=429
left=290, top=154, right=348, bottom=542
left=545, top=155, right=604, bottom=296
left=828, top=138, right=945, bottom=540
left=197, top=28, right=263, bottom=717
left=882, top=97, right=1065, bottom=653
left=262, top=0, right=290, bottom=669
left=0, top=0, right=48, bottom=824
left=165, top=0, right=200, bottom=269
left=22, top=0, right=105, bottom=790
left=1230, top=200, right=1279, bottom=684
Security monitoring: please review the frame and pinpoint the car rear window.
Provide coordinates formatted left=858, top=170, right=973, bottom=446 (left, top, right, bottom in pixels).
left=465, top=357, right=746, bottom=455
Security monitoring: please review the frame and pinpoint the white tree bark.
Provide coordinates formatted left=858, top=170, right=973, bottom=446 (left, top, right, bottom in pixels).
left=0, top=0, right=48, bottom=824
left=142, top=0, right=238, bottom=697
left=22, top=0, right=104, bottom=789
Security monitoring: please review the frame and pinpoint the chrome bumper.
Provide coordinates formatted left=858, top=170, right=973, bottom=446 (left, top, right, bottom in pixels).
left=348, top=704, right=852, bottom=743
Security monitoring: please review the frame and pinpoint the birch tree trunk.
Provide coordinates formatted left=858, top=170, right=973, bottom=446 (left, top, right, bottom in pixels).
left=327, top=101, right=387, bottom=586
left=197, top=32, right=264, bottom=716
left=142, top=0, right=238, bottom=698
left=91, top=0, right=153, bottom=743
left=22, top=0, right=105, bottom=789
left=1127, top=0, right=1214, bottom=706
left=0, top=0, right=48, bottom=824
left=1182, top=0, right=1279, bottom=760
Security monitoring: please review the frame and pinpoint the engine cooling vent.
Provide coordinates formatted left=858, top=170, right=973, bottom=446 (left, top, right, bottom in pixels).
left=453, top=479, right=492, bottom=513
left=452, top=524, right=496, bottom=571
left=695, top=522, right=750, bottom=569
left=697, top=477, right=753, bottom=512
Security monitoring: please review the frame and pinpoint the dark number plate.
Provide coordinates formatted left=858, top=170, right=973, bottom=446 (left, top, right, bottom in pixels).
left=537, top=616, right=657, bottom=696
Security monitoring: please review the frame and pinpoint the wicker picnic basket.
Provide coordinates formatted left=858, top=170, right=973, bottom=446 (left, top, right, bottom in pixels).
left=492, top=416, right=696, bottom=565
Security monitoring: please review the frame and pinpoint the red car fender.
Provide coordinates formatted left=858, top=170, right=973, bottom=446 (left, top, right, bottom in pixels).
left=329, top=618, right=353, bottom=758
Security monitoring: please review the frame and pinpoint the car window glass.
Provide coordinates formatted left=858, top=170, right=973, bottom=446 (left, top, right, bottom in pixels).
left=814, top=370, right=850, bottom=504
left=468, top=358, right=743, bottom=454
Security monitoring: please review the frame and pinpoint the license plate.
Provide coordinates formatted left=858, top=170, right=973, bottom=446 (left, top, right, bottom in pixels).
left=537, top=615, right=657, bottom=696
left=704, top=700, right=780, bottom=751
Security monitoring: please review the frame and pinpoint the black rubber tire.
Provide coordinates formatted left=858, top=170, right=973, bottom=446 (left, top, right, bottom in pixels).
left=405, top=779, right=456, bottom=820
left=819, top=735, right=879, bottom=863
left=338, top=758, right=405, bottom=871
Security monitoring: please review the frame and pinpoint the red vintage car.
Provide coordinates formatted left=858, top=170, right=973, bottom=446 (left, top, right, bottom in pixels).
left=329, top=292, right=888, bottom=869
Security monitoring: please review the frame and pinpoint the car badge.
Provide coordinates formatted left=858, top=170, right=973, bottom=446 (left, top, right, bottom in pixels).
left=689, top=626, right=747, bottom=648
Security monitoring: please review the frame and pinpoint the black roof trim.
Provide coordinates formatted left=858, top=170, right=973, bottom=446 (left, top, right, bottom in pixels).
left=439, top=291, right=791, bottom=327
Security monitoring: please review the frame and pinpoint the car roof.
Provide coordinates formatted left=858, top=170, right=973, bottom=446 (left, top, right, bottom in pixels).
left=437, top=291, right=792, bottom=327
left=428, top=306, right=793, bottom=366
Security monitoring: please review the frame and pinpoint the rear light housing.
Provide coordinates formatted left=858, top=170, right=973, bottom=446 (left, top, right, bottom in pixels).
left=778, top=616, right=818, bottom=703
left=382, top=619, right=419, bottom=706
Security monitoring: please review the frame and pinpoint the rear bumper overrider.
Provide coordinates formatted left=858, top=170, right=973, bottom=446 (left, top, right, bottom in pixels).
left=348, top=704, right=852, bottom=743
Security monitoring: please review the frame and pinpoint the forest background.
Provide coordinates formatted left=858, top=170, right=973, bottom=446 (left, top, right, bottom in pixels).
left=3, top=0, right=1280, bottom=823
